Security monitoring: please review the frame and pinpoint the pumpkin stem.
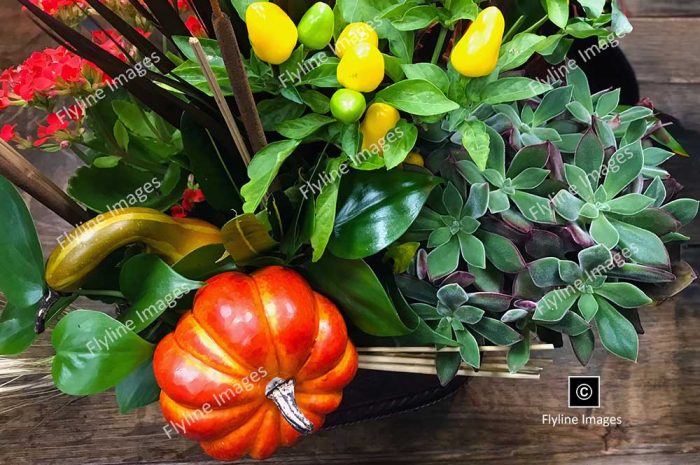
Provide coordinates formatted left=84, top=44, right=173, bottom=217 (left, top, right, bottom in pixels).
left=265, top=377, right=314, bottom=435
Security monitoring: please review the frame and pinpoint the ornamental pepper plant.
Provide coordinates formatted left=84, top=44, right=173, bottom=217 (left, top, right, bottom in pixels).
left=0, top=0, right=697, bottom=462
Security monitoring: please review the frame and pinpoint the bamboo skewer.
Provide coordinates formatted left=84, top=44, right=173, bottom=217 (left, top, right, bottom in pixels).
left=189, top=37, right=251, bottom=166
left=358, top=362, right=542, bottom=380
left=357, top=344, right=555, bottom=354
left=209, top=0, right=268, bottom=154
left=355, top=344, right=556, bottom=380
left=0, top=139, right=90, bottom=226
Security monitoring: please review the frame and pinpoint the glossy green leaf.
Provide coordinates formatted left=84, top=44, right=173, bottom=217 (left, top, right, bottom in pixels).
left=115, top=357, right=160, bottom=413
left=172, top=244, right=235, bottom=281
left=311, top=157, right=344, bottom=261
left=460, top=120, right=490, bottom=171
left=118, top=255, right=202, bottom=333
left=276, top=114, right=336, bottom=140
left=241, top=140, right=301, bottom=213
left=498, top=33, right=546, bottom=72
left=0, top=176, right=45, bottom=308
left=52, top=310, right=154, bottom=395
left=383, top=120, right=418, bottom=169
left=546, top=0, right=570, bottom=28
left=481, top=78, right=552, bottom=105
left=329, top=170, right=440, bottom=259
left=400, top=63, right=450, bottom=94
left=375, top=79, right=460, bottom=116
left=303, top=255, right=410, bottom=336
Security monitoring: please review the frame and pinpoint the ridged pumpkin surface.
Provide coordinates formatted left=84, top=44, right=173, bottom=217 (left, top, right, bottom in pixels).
left=153, top=266, right=358, bottom=461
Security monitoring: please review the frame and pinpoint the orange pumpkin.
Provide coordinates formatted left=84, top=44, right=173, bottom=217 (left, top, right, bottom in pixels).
left=153, top=266, right=358, bottom=461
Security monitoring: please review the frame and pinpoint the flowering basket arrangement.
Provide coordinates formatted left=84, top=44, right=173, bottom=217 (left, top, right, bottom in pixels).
left=0, top=0, right=697, bottom=462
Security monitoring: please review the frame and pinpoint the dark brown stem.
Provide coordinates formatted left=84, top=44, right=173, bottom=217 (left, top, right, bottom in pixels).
left=34, top=287, right=63, bottom=334
left=210, top=4, right=268, bottom=154
left=0, top=140, right=90, bottom=226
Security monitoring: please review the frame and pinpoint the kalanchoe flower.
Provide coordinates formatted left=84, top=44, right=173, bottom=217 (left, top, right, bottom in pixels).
left=0, top=46, right=108, bottom=110
left=34, top=106, right=84, bottom=147
left=0, top=124, right=16, bottom=142
left=171, top=175, right=206, bottom=218
left=27, top=0, right=89, bottom=26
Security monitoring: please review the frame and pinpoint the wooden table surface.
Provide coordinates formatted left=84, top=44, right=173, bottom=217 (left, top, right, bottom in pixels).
left=1, top=1, right=699, bottom=464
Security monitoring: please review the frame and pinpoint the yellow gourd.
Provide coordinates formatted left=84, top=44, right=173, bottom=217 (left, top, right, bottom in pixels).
left=46, top=208, right=222, bottom=292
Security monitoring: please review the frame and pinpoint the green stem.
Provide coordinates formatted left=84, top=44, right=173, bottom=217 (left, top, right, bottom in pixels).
left=431, top=27, right=449, bottom=65
left=503, top=15, right=525, bottom=42
left=522, top=15, right=549, bottom=35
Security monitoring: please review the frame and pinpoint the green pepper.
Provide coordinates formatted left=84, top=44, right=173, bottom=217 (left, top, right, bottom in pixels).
left=297, top=2, right=335, bottom=50
left=330, top=89, right=367, bottom=124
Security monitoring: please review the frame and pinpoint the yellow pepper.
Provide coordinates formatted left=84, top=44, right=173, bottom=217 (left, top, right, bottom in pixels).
left=337, top=42, right=385, bottom=93
left=360, top=103, right=400, bottom=153
left=404, top=152, right=425, bottom=167
left=45, top=208, right=222, bottom=292
left=335, top=22, right=379, bottom=58
left=450, top=6, right=505, bottom=77
left=246, top=2, right=298, bottom=65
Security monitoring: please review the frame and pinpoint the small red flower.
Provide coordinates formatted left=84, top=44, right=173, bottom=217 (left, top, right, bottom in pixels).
left=170, top=205, right=188, bottom=218
left=0, top=124, right=16, bottom=142
left=35, top=112, right=70, bottom=146
left=185, top=15, right=206, bottom=38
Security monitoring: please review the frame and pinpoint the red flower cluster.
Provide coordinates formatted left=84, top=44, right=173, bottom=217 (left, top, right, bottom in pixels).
left=0, top=46, right=107, bottom=110
left=28, top=0, right=89, bottom=26
left=171, top=176, right=206, bottom=218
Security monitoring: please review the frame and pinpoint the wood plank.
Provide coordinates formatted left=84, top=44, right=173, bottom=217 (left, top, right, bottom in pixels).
left=621, top=18, right=700, bottom=85
left=625, top=0, right=700, bottom=17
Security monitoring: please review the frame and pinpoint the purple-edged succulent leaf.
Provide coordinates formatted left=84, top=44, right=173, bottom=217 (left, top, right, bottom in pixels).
left=525, top=229, right=565, bottom=259
left=477, top=230, right=527, bottom=273
left=438, top=271, right=476, bottom=289
left=467, top=292, right=513, bottom=312
left=513, top=299, right=538, bottom=310
left=645, top=261, right=697, bottom=303
left=563, top=223, right=596, bottom=248
left=546, top=141, right=565, bottom=182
